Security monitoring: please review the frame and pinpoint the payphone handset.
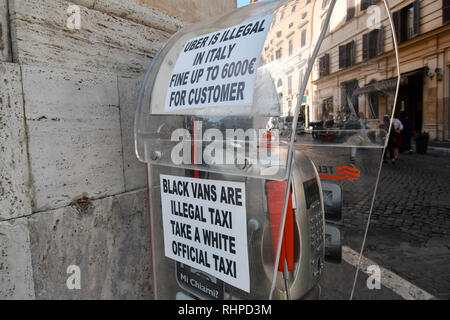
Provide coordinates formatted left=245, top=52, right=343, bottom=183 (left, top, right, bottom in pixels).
left=135, top=0, right=400, bottom=300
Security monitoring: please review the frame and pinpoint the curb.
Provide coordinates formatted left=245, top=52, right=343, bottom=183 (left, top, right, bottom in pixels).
left=427, top=146, right=450, bottom=156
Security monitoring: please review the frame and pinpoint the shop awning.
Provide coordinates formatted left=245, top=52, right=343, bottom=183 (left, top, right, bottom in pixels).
left=353, top=78, right=398, bottom=95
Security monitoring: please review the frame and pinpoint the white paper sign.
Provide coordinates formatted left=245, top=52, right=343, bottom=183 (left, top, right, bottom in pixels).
left=165, top=14, right=274, bottom=111
left=160, top=174, right=250, bottom=292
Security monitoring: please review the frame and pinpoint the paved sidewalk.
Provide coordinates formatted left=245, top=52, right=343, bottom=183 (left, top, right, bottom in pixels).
left=428, top=141, right=450, bottom=155
left=428, top=140, right=450, bottom=149
left=341, top=149, right=450, bottom=299
left=371, top=151, right=450, bottom=242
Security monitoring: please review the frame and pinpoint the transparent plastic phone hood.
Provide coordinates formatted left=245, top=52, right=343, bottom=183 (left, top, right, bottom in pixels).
left=135, top=0, right=400, bottom=300
left=136, top=0, right=304, bottom=181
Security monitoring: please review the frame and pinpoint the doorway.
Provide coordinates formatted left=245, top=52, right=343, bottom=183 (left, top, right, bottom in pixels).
left=341, top=79, right=359, bottom=117
left=397, top=70, right=424, bottom=133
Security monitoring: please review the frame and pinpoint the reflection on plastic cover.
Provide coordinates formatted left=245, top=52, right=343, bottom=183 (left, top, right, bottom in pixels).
left=135, top=0, right=400, bottom=300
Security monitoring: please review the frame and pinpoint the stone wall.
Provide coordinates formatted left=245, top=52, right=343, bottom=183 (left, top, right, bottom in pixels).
left=0, top=0, right=235, bottom=299
left=137, top=0, right=237, bottom=23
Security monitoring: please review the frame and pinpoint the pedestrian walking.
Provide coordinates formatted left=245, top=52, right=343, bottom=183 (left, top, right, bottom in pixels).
left=399, top=111, right=413, bottom=154
left=392, top=116, right=403, bottom=162
left=383, top=115, right=403, bottom=164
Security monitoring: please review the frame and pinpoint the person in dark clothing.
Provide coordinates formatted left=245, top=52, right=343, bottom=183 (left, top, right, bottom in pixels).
left=399, top=111, right=413, bottom=154
left=383, top=115, right=395, bottom=163
left=383, top=114, right=404, bottom=164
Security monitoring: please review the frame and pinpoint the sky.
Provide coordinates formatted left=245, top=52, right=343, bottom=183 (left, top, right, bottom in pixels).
left=237, top=0, right=275, bottom=8
left=237, top=0, right=251, bottom=7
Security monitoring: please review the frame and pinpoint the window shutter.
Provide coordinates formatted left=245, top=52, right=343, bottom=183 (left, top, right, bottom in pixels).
left=362, top=0, right=381, bottom=11
left=413, top=0, right=421, bottom=37
left=339, top=45, right=346, bottom=69
left=445, top=0, right=450, bottom=25
left=320, top=54, right=330, bottom=77
left=377, top=26, right=385, bottom=55
left=361, top=0, right=368, bottom=11
left=350, top=41, right=356, bottom=66
left=362, top=33, right=369, bottom=61
left=325, top=54, right=330, bottom=75
left=347, top=0, right=356, bottom=21
left=347, top=7, right=356, bottom=21
left=319, top=56, right=324, bottom=77
left=393, top=10, right=402, bottom=43
left=319, top=54, right=330, bottom=77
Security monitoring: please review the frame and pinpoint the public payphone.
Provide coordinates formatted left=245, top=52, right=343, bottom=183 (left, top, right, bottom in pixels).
left=135, top=0, right=400, bottom=300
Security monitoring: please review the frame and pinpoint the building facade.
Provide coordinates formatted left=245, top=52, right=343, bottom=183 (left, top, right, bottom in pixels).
left=262, top=0, right=315, bottom=122
left=261, top=0, right=450, bottom=140
left=313, top=0, right=450, bottom=140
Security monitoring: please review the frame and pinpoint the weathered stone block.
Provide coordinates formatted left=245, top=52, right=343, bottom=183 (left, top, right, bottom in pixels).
left=67, top=0, right=183, bottom=33
left=9, top=0, right=173, bottom=76
left=21, top=66, right=125, bottom=212
left=27, top=189, right=151, bottom=299
left=0, top=219, right=35, bottom=299
left=0, top=62, right=32, bottom=220
left=136, top=0, right=237, bottom=23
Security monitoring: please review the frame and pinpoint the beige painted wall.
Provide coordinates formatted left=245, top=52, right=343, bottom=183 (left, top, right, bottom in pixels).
left=137, top=0, right=237, bottom=23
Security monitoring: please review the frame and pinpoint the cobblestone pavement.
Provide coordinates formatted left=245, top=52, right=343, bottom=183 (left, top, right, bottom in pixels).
left=360, top=150, right=449, bottom=241
left=300, top=143, right=450, bottom=299
left=337, top=148, right=450, bottom=299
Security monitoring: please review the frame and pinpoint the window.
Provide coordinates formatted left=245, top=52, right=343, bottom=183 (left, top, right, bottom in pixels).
left=322, top=97, right=334, bottom=120
left=393, top=0, right=421, bottom=43
left=362, top=27, right=384, bottom=60
left=339, top=41, right=356, bottom=69
left=444, top=0, right=450, bottom=25
left=405, top=6, right=415, bottom=39
left=319, top=54, right=330, bottom=77
left=361, top=0, right=380, bottom=11
left=276, top=48, right=282, bottom=60
left=287, top=75, right=293, bottom=95
left=301, top=29, right=307, bottom=48
left=291, top=5, right=296, bottom=13
left=288, top=39, right=294, bottom=56
left=347, top=0, right=356, bottom=21
left=277, top=79, right=283, bottom=88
